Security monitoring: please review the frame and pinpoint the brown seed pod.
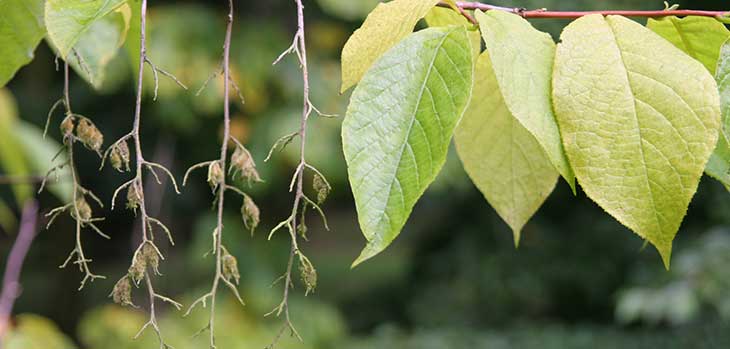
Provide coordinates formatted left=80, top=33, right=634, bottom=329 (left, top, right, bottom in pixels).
left=222, top=252, right=240, bottom=285
left=207, top=161, right=224, bottom=191
left=230, top=146, right=261, bottom=184
left=313, top=173, right=329, bottom=204
left=298, top=254, right=317, bottom=296
left=111, top=276, right=134, bottom=307
left=110, top=141, right=130, bottom=172
left=60, top=115, right=75, bottom=137
left=126, top=182, right=143, bottom=212
left=141, top=242, right=160, bottom=274
left=241, top=195, right=260, bottom=234
left=76, top=118, right=104, bottom=152
left=73, top=197, right=92, bottom=221
left=128, top=254, right=146, bottom=284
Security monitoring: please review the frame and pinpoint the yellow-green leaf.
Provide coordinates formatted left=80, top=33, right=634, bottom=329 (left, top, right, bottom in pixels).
left=455, top=53, right=557, bottom=245
left=424, top=6, right=481, bottom=58
left=475, top=10, right=575, bottom=191
left=553, top=15, right=721, bottom=267
left=45, top=0, right=128, bottom=59
left=0, top=0, right=45, bottom=86
left=340, top=0, right=440, bottom=93
left=706, top=38, right=730, bottom=190
left=343, top=26, right=473, bottom=266
left=647, top=16, right=730, bottom=75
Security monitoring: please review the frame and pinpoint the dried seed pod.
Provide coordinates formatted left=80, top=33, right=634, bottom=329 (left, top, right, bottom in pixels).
left=207, top=161, right=224, bottom=190
left=241, top=195, right=259, bottom=234
left=76, top=118, right=104, bottom=152
left=110, top=141, right=130, bottom=172
left=141, top=242, right=160, bottom=274
left=111, top=276, right=134, bottom=306
left=298, top=254, right=317, bottom=296
left=73, top=197, right=92, bottom=221
left=313, top=173, right=329, bottom=204
left=60, top=115, right=75, bottom=136
left=128, top=254, right=146, bottom=284
left=222, top=251, right=240, bottom=285
left=297, top=222, right=308, bottom=240
left=126, top=182, right=143, bottom=211
left=230, top=146, right=261, bottom=184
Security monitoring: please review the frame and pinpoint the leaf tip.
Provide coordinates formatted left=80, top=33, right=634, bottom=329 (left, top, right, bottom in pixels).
left=512, top=230, right=521, bottom=249
left=351, top=241, right=385, bottom=268
left=656, top=243, right=673, bottom=270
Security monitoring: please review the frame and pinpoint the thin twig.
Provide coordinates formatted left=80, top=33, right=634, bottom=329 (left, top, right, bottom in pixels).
left=437, top=1, right=730, bottom=19
left=0, top=200, right=38, bottom=339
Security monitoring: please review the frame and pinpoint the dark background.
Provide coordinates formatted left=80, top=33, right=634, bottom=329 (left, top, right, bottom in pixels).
left=1, top=0, right=730, bottom=348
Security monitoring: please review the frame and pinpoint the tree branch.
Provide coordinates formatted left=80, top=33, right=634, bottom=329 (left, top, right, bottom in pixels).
left=439, top=1, right=730, bottom=19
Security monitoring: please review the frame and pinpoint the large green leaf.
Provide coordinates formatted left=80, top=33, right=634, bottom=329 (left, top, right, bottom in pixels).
left=455, top=53, right=558, bottom=246
left=706, top=39, right=730, bottom=190
left=340, top=0, right=440, bottom=93
left=424, top=6, right=481, bottom=59
left=0, top=88, right=31, bottom=204
left=0, top=0, right=45, bottom=86
left=343, top=26, right=473, bottom=266
left=475, top=10, right=575, bottom=191
left=553, top=15, right=721, bottom=267
left=647, top=16, right=730, bottom=75
left=45, top=0, right=128, bottom=59
left=52, top=3, right=132, bottom=89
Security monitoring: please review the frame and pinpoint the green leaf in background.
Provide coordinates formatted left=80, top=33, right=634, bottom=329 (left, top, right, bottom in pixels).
left=0, top=88, right=32, bottom=205
left=0, top=0, right=45, bottom=87
left=475, top=10, right=575, bottom=191
left=706, top=39, right=730, bottom=190
left=647, top=16, right=730, bottom=76
left=16, top=122, right=73, bottom=203
left=0, top=198, right=17, bottom=234
left=553, top=15, right=721, bottom=268
left=343, top=26, right=473, bottom=266
left=3, top=314, right=76, bottom=349
left=45, top=0, right=128, bottom=59
left=316, top=0, right=380, bottom=21
left=57, top=3, right=132, bottom=89
left=455, top=53, right=558, bottom=246
left=340, top=0, right=440, bottom=93
left=424, top=6, right=481, bottom=59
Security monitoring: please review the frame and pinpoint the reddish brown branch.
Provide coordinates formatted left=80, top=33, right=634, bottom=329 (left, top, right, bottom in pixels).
left=440, top=1, right=730, bottom=19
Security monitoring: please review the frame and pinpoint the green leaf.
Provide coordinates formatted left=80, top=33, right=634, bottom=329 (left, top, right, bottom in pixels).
left=45, top=0, right=128, bottom=59
left=0, top=198, right=17, bottom=234
left=455, top=53, right=558, bottom=246
left=647, top=16, right=730, bottom=75
left=706, top=39, right=730, bottom=189
left=474, top=10, right=575, bottom=191
left=553, top=15, right=721, bottom=268
left=0, top=0, right=45, bottom=87
left=343, top=26, right=473, bottom=266
left=424, top=6, right=481, bottom=59
left=54, top=3, right=132, bottom=89
left=340, top=0, right=440, bottom=93
left=16, top=122, right=73, bottom=203
left=0, top=88, right=31, bottom=205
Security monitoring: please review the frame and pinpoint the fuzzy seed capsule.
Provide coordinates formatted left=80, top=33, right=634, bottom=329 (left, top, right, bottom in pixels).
left=110, top=141, right=130, bottom=172
left=313, top=174, right=329, bottom=204
left=298, top=255, right=317, bottom=296
left=111, top=276, right=133, bottom=306
left=60, top=115, right=75, bottom=137
left=128, top=255, right=146, bottom=284
left=207, top=161, right=224, bottom=190
left=126, top=183, right=142, bottom=211
left=230, top=146, right=261, bottom=184
left=76, top=118, right=104, bottom=152
left=141, top=242, right=160, bottom=274
left=222, top=252, right=240, bottom=285
left=241, top=195, right=260, bottom=234
left=74, top=197, right=92, bottom=221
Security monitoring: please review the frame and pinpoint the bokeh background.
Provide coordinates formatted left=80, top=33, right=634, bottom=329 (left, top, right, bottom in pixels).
left=2, top=0, right=730, bottom=348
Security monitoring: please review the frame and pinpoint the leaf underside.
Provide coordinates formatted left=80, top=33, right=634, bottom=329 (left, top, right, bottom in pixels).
left=343, top=26, right=473, bottom=266
left=45, top=0, right=128, bottom=59
left=340, top=0, right=440, bottom=93
left=0, top=0, right=45, bottom=87
left=475, top=10, right=575, bottom=191
left=455, top=53, right=558, bottom=246
left=553, top=15, right=721, bottom=268
left=705, top=39, right=730, bottom=190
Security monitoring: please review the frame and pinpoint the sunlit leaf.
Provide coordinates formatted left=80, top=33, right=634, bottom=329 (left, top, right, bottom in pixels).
left=647, top=16, right=730, bottom=75
left=475, top=10, right=574, bottom=190
left=3, top=314, right=76, bottom=349
left=553, top=15, right=720, bottom=267
left=343, top=26, right=473, bottom=266
left=0, top=0, right=45, bottom=87
left=45, top=0, right=128, bottom=58
left=706, top=38, right=730, bottom=190
left=424, top=6, right=480, bottom=58
left=455, top=53, right=558, bottom=246
left=340, top=0, right=440, bottom=93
